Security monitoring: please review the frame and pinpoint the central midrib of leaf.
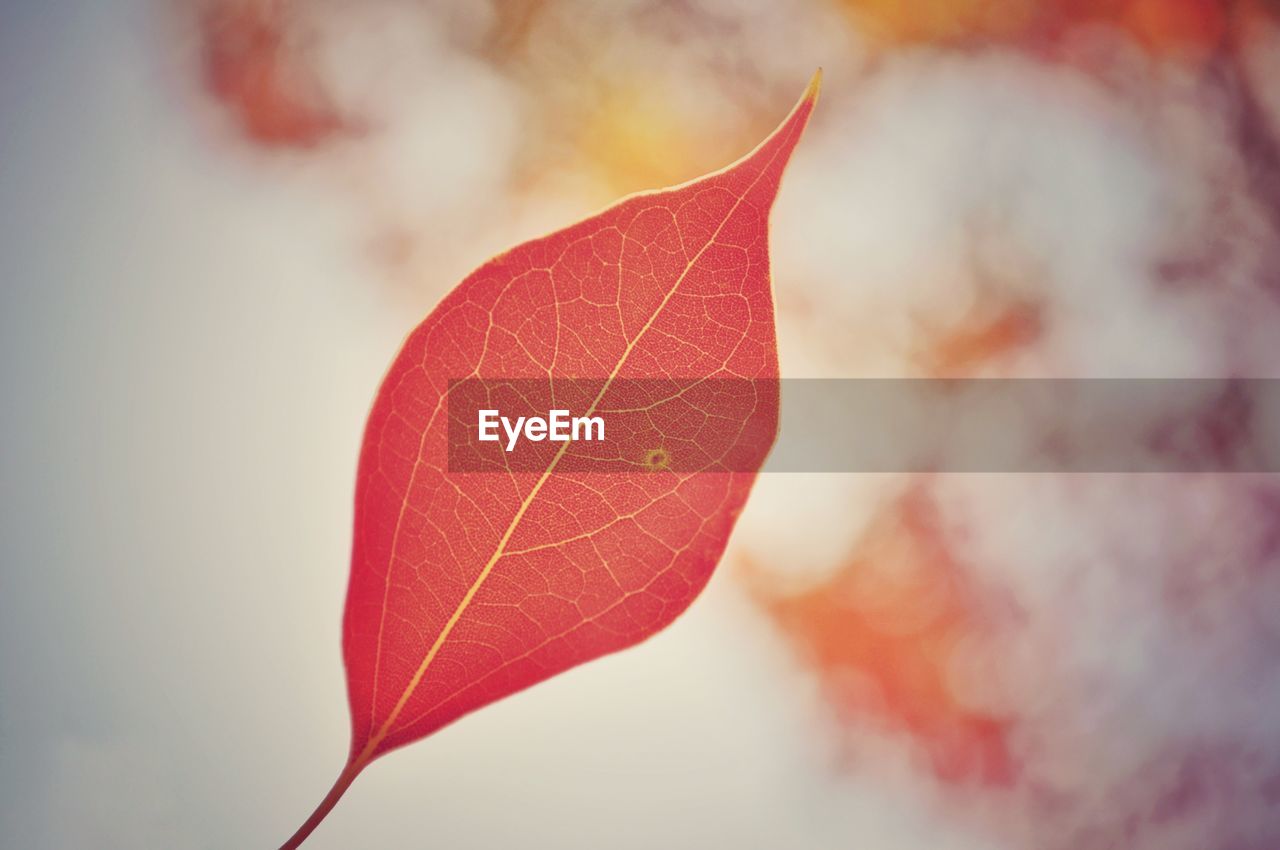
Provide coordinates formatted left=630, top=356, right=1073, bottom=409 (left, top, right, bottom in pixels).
left=360, top=141, right=787, bottom=763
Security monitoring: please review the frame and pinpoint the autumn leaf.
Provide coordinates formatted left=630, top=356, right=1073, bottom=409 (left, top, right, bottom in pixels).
left=280, top=71, right=820, bottom=849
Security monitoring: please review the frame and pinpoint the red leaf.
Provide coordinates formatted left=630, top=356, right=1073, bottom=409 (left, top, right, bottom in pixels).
left=281, top=72, right=820, bottom=848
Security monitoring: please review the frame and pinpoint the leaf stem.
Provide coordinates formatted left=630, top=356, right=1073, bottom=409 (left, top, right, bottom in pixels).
left=279, top=758, right=364, bottom=850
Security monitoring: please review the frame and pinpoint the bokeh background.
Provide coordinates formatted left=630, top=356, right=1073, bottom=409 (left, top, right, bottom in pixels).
left=4, top=0, right=1280, bottom=847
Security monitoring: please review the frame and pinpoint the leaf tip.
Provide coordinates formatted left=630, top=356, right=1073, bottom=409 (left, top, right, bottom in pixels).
left=803, top=68, right=823, bottom=106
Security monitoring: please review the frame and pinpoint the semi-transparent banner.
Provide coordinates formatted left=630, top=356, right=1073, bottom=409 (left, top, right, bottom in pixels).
left=446, top=379, right=1280, bottom=473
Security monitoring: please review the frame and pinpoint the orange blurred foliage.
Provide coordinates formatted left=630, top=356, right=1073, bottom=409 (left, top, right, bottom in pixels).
left=842, top=0, right=1230, bottom=60
left=573, top=82, right=704, bottom=197
left=744, top=485, right=1016, bottom=785
left=1119, top=0, right=1226, bottom=55
left=200, top=0, right=350, bottom=148
left=920, top=302, right=1042, bottom=377
left=846, top=0, right=1038, bottom=45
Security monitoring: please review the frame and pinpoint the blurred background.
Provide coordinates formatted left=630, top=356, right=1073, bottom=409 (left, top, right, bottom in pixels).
left=4, top=0, right=1280, bottom=847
